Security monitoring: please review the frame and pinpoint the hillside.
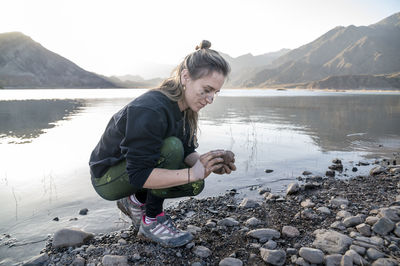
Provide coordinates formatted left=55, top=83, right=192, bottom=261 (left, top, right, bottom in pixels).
left=238, top=12, right=400, bottom=88
left=0, top=32, right=118, bottom=88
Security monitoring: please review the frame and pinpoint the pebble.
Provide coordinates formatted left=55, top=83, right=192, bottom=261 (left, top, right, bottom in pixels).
left=282, top=226, right=300, bottom=238
left=53, top=217, right=59, bottom=221
left=379, top=207, right=400, bottom=222
left=326, top=170, right=335, bottom=177
left=355, top=223, right=371, bottom=236
left=102, top=255, right=128, bottom=266
left=187, top=225, right=202, bottom=234
left=365, top=216, right=379, bottom=225
left=371, top=258, right=398, bottom=266
left=286, top=248, right=297, bottom=255
left=238, top=198, right=259, bottom=208
left=286, top=182, right=300, bottom=195
left=117, top=239, right=126, bottom=245
left=247, top=228, right=280, bottom=241
left=79, top=208, right=89, bottom=215
left=263, top=239, right=277, bottom=249
left=71, top=255, right=85, bottom=266
left=370, top=166, right=385, bottom=175
left=343, top=216, right=363, bottom=227
left=301, top=199, right=315, bottom=208
left=345, top=249, right=367, bottom=265
left=259, top=248, right=286, bottom=266
left=349, top=244, right=365, bottom=255
left=317, top=206, right=331, bottom=215
left=192, top=246, right=212, bottom=258
left=331, top=221, right=346, bottom=230
left=299, top=247, right=324, bottom=264
left=217, top=217, right=239, bottom=227
left=302, top=171, right=312, bottom=175
left=205, top=220, right=216, bottom=228
left=244, top=217, right=261, bottom=227
left=218, top=257, right=243, bottom=266
left=340, top=254, right=353, bottom=266
left=330, top=197, right=349, bottom=207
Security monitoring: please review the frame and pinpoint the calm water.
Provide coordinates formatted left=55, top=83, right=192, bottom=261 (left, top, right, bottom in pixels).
left=0, top=88, right=400, bottom=263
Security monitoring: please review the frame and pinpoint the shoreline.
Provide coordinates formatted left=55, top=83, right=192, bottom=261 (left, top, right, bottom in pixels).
left=13, top=155, right=400, bottom=266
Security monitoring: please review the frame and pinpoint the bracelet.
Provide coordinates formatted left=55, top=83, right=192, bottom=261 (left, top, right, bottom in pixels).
left=188, top=168, right=190, bottom=184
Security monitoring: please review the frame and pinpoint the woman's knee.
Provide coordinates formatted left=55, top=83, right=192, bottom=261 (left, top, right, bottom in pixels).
left=157, top=136, right=184, bottom=169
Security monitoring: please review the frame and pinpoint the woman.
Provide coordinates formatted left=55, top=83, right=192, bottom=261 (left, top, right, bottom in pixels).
left=89, top=40, right=236, bottom=247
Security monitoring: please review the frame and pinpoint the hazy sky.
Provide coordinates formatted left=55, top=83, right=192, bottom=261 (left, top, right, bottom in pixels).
left=1, top=0, right=399, bottom=77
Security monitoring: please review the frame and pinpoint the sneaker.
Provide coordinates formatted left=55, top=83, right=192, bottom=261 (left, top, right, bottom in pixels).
left=138, top=213, right=193, bottom=247
left=117, top=197, right=145, bottom=227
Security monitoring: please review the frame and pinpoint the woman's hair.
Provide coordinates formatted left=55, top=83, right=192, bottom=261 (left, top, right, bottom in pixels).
left=155, top=40, right=230, bottom=147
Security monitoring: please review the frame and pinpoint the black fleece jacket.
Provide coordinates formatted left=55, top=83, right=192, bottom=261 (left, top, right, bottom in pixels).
left=89, top=90, right=196, bottom=189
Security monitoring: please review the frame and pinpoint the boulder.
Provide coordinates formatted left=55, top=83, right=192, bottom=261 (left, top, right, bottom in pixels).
left=371, top=258, right=398, bottom=266
left=379, top=207, right=400, bottom=222
left=312, top=230, right=353, bottom=254
left=259, top=248, right=286, bottom=266
left=52, top=228, right=94, bottom=248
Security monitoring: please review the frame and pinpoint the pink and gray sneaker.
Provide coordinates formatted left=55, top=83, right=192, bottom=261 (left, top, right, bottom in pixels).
left=138, top=212, right=193, bottom=247
left=116, top=196, right=145, bottom=228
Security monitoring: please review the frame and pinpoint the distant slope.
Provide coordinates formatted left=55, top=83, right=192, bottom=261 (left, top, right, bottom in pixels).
left=239, top=12, right=400, bottom=87
left=106, top=75, right=163, bottom=88
left=307, top=72, right=400, bottom=90
left=0, top=32, right=118, bottom=88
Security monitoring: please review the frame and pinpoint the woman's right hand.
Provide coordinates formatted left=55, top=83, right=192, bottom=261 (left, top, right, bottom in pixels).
left=191, top=150, right=225, bottom=181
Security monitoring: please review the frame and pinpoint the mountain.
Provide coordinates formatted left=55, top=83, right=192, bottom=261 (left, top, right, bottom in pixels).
left=0, top=32, right=118, bottom=88
left=106, top=75, right=163, bottom=88
left=220, top=49, right=290, bottom=87
left=239, top=12, right=400, bottom=88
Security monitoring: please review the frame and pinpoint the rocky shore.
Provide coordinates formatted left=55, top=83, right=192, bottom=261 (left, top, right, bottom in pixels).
left=18, top=156, right=400, bottom=265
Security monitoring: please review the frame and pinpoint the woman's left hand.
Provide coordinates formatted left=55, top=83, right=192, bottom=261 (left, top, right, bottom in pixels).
left=212, top=150, right=237, bottom=175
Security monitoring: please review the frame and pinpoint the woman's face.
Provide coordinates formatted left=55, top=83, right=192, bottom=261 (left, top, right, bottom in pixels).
left=181, top=69, right=225, bottom=112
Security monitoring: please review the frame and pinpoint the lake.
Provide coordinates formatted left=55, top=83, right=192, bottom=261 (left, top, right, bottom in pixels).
left=0, top=88, right=400, bottom=263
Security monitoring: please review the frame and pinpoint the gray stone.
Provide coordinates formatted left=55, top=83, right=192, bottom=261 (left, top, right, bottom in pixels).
left=217, top=217, right=239, bottom=227
left=317, top=206, right=331, bottom=215
left=205, top=220, right=216, bottom=228
left=79, top=208, right=88, bottom=215
left=286, top=182, right=300, bottom=195
left=355, top=223, right=371, bottom=237
left=366, top=248, right=385, bottom=260
left=22, top=253, right=49, bottom=266
left=372, top=258, right=398, bottom=266
left=187, top=225, right=201, bottom=234
left=370, top=166, right=385, bottom=175
left=263, top=240, right=277, bottom=249
left=286, top=248, right=297, bottom=255
left=313, top=229, right=353, bottom=254
left=301, top=209, right=318, bottom=219
left=390, top=167, right=400, bottom=174
left=117, top=239, right=127, bottom=245
left=349, top=245, right=365, bottom=255
left=299, top=247, right=324, bottom=264
left=331, top=221, right=346, bottom=230
left=301, top=199, right=315, bottom=208
left=239, top=198, right=259, bottom=208
left=193, top=246, right=211, bottom=258
left=295, top=257, right=310, bottom=266
left=303, top=171, right=312, bottom=175
left=325, top=254, right=342, bottom=266
left=52, top=228, right=94, bottom=248
left=71, top=255, right=85, bottom=266
left=380, top=207, right=400, bottom=222
left=394, top=223, right=400, bottom=237
left=282, top=226, right=300, bottom=238
left=372, top=217, right=395, bottom=235
left=259, top=248, right=286, bottom=266
left=337, top=210, right=352, bottom=219
left=340, top=255, right=353, bottom=266
left=344, top=250, right=367, bottom=265
left=331, top=197, right=349, bottom=207
left=247, top=228, right=280, bottom=240
left=102, top=255, right=128, bottom=266
left=191, top=263, right=202, bottom=266
left=244, top=217, right=261, bottom=227
left=355, top=236, right=383, bottom=246
left=388, top=243, right=399, bottom=252
left=219, top=257, right=243, bottom=266
left=365, top=216, right=379, bottom=225
left=343, top=216, right=363, bottom=227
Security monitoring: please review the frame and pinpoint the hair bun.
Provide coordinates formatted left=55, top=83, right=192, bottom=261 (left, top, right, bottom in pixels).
left=195, top=40, right=211, bottom=50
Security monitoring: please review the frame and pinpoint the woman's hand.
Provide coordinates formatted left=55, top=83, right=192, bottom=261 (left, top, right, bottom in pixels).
left=191, top=150, right=225, bottom=181
left=213, top=150, right=236, bottom=175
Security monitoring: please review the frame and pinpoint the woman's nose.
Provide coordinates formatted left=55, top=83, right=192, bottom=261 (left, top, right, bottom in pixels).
left=206, top=94, right=214, bottom=104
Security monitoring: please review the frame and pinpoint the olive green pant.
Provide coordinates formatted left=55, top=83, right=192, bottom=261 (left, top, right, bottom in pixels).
left=91, top=136, right=204, bottom=201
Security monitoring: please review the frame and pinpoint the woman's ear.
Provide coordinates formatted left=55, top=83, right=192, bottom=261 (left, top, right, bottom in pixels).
left=181, top=69, right=190, bottom=86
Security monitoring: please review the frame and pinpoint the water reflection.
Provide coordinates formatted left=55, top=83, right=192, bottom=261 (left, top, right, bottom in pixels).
left=201, top=95, right=400, bottom=153
left=0, top=100, right=84, bottom=143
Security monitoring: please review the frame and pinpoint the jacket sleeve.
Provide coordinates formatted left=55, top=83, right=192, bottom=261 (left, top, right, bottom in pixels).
left=120, top=106, right=167, bottom=189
